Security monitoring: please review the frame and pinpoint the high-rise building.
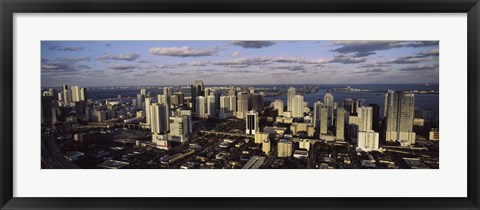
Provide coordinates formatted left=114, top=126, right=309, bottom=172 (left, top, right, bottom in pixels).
left=357, top=130, right=379, bottom=151
left=274, top=99, right=284, bottom=116
left=385, top=91, right=416, bottom=145
left=219, top=96, right=234, bottom=119
left=60, top=84, right=72, bottom=105
left=369, top=103, right=380, bottom=132
left=195, top=96, right=207, bottom=119
left=287, top=87, right=296, bottom=112
left=175, top=109, right=193, bottom=134
left=207, top=94, right=216, bottom=118
left=277, top=139, right=293, bottom=157
left=356, top=99, right=365, bottom=115
left=336, top=107, right=345, bottom=140
left=229, top=95, right=237, bottom=112
left=71, top=86, right=85, bottom=102
left=357, top=106, right=373, bottom=131
left=245, top=111, right=259, bottom=135
left=313, top=101, right=322, bottom=131
left=145, top=97, right=152, bottom=127
left=344, top=98, right=354, bottom=115
left=136, top=93, right=145, bottom=109
left=150, top=103, right=169, bottom=134
left=41, top=96, right=54, bottom=124
left=320, top=105, right=328, bottom=135
left=254, top=132, right=269, bottom=144
left=191, top=80, right=204, bottom=113
left=252, top=93, right=264, bottom=112
left=324, top=93, right=334, bottom=126
left=236, top=92, right=248, bottom=119
left=292, top=95, right=304, bottom=118
left=262, top=139, right=271, bottom=154
left=169, top=116, right=189, bottom=143
left=163, top=87, right=173, bottom=97
left=140, top=88, right=147, bottom=96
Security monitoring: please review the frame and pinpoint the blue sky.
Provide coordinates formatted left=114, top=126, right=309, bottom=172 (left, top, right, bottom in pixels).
left=41, top=41, right=439, bottom=87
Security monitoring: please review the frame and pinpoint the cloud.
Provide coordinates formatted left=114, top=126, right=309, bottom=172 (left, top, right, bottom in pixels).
left=417, top=48, right=439, bottom=57
left=354, top=68, right=390, bottom=74
left=231, top=51, right=241, bottom=57
left=98, top=53, right=139, bottom=61
left=359, top=62, right=391, bottom=68
left=329, top=54, right=367, bottom=64
left=212, top=57, right=272, bottom=68
left=399, top=64, right=438, bottom=72
left=109, top=64, right=138, bottom=70
left=149, top=46, right=218, bottom=57
left=58, top=56, right=91, bottom=62
left=330, top=41, right=438, bottom=56
left=49, top=45, right=85, bottom=51
left=231, top=41, right=276, bottom=49
left=190, top=61, right=210, bottom=66
left=387, top=56, right=425, bottom=64
left=270, top=65, right=305, bottom=71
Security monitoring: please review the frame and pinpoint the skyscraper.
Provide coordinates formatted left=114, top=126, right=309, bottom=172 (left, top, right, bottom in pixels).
left=274, top=99, right=284, bottom=116
left=344, top=98, right=353, bottom=115
left=195, top=96, right=207, bottom=119
left=136, top=93, right=145, bottom=109
left=245, top=111, right=259, bottom=135
left=369, top=103, right=380, bottom=132
left=145, top=97, right=151, bottom=127
left=292, top=95, right=304, bottom=118
left=140, top=88, right=147, bottom=96
left=236, top=92, right=248, bottom=119
left=191, top=80, right=204, bottom=113
left=313, top=101, right=322, bottom=131
left=277, top=139, right=293, bottom=157
left=207, top=94, right=216, bottom=118
left=251, top=93, right=264, bottom=112
left=169, top=116, right=189, bottom=143
left=229, top=95, right=237, bottom=112
left=336, top=107, right=345, bottom=140
left=324, top=93, right=334, bottom=126
left=150, top=103, right=169, bottom=134
left=357, top=106, right=373, bottom=131
left=320, top=105, right=328, bottom=135
left=71, top=86, right=85, bottom=102
left=287, top=87, right=296, bottom=112
left=385, top=91, right=416, bottom=145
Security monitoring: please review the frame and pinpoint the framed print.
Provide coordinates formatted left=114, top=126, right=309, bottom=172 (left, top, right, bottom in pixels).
left=1, top=0, right=479, bottom=209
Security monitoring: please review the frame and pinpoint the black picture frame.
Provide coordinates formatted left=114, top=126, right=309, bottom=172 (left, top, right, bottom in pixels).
left=1, top=0, right=479, bottom=209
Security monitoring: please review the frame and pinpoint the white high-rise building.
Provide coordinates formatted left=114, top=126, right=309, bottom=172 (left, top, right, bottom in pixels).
left=219, top=96, right=234, bottom=119
left=71, top=86, right=84, bottom=102
left=145, top=97, right=152, bottom=127
left=277, top=139, right=293, bottom=157
left=274, top=99, right=284, bottom=116
left=169, top=116, right=189, bottom=143
left=195, top=96, right=207, bottom=119
left=229, top=95, right=237, bottom=112
left=357, top=130, right=379, bottom=151
left=207, top=94, right=216, bottom=118
left=336, top=107, right=345, bottom=140
left=357, top=106, right=373, bottom=131
left=137, top=93, right=145, bottom=109
left=140, top=88, right=147, bottom=96
left=292, top=95, right=304, bottom=118
left=245, top=111, right=259, bottom=135
left=236, top=92, right=248, bottom=119
left=287, top=87, right=296, bottom=112
left=320, top=105, right=328, bottom=135
left=150, top=103, right=169, bottom=134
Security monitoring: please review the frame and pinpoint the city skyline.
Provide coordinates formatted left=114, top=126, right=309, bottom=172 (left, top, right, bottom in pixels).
left=41, top=41, right=439, bottom=87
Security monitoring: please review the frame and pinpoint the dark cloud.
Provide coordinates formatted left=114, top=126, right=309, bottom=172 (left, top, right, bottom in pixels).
left=271, top=65, right=305, bottom=71
left=330, top=41, right=438, bottom=56
left=329, top=54, right=367, bottom=64
left=49, top=45, right=85, bottom=51
left=231, top=41, right=276, bottom=49
left=98, top=53, right=139, bottom=61
left=399, top=64, right=438, bottom=72
left=387, top=56, right=425, bottom=64
left=417, top=48, right=439, bottom=57
left=354, top=68, right=390, bottom=74
left=359, top=62, right=391, bottom=68
left=212, top=57, right=272, bottom=68
left=109, top=64, right=138, bottom=70
left=58, top=56, right=91, bottom=62
left=149, top=46, right=218, bottom=57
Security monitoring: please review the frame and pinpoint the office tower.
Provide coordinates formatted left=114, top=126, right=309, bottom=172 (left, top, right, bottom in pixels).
left=344, top=98, right=354, bottom=115
left=150, top=102, right=169, bottom=134
left=47, top=88, right=55, bottom=97
left=71, top=86, right=84, bottom=102
left=292, top=95, right=304, bottom=118
left=324, top=93, right=334, bottom=126
left=169, top=116, right=189, bottom=143
left=254, top=132, right=269, bottom=144
left=163, top=87, right=173, bottom=96
left=136, top=93, right=144, bottom=109
left=176, top=92, right=185, bottom=106
left=252, top=93, right=264, bottom=112
left=369, top=104, right=380, bottom=132
left=145, top=98, right=151, bottom=127
left=245, top=111, right=259, bottom=135
left=191, top=80, right=204, bottom=113
left=336, top=107, right=345, bottom=140
left=385, top=91, right=416, bottom=145
left=262, top=139, right=271, bottom=154
left=313, top=101, right=322, bottom=131
left=356, top=99, right=365, bottom=114
left=236, top=92, right=248, bottom=119
left=274, top=99, right=284, bottom=116
left=287, top=87, right=296, bottom=112
left=320, top=105, right=328, bottom=135
left=277, top=139, right=293, bottom=157
left=157, top=94, right=169, bottom=106
left=229, top=95, right=237, bottom=112
left=219, top=96, right=230, bottom=114
left=207, top=94, right=216, bottom=118
left=140, top=88, right=147, bottom=96
left=41, top=96, right=54, bottom=124
left=214, top=90, right=222, bottom=109
left=357, top=106, right=373, bottom=131
left=175, top=109, right=193, bottom=134
left=204, top=88, right=211, bottom=97
left=60, top=84, right=72, bottom=104
left=228, top=87, right=236, bottom=96
left=195, top=96, right=207, bottom=119
left=357, top=130, right=380, bottom=151
left=171, top=95, right=179, bottom=107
